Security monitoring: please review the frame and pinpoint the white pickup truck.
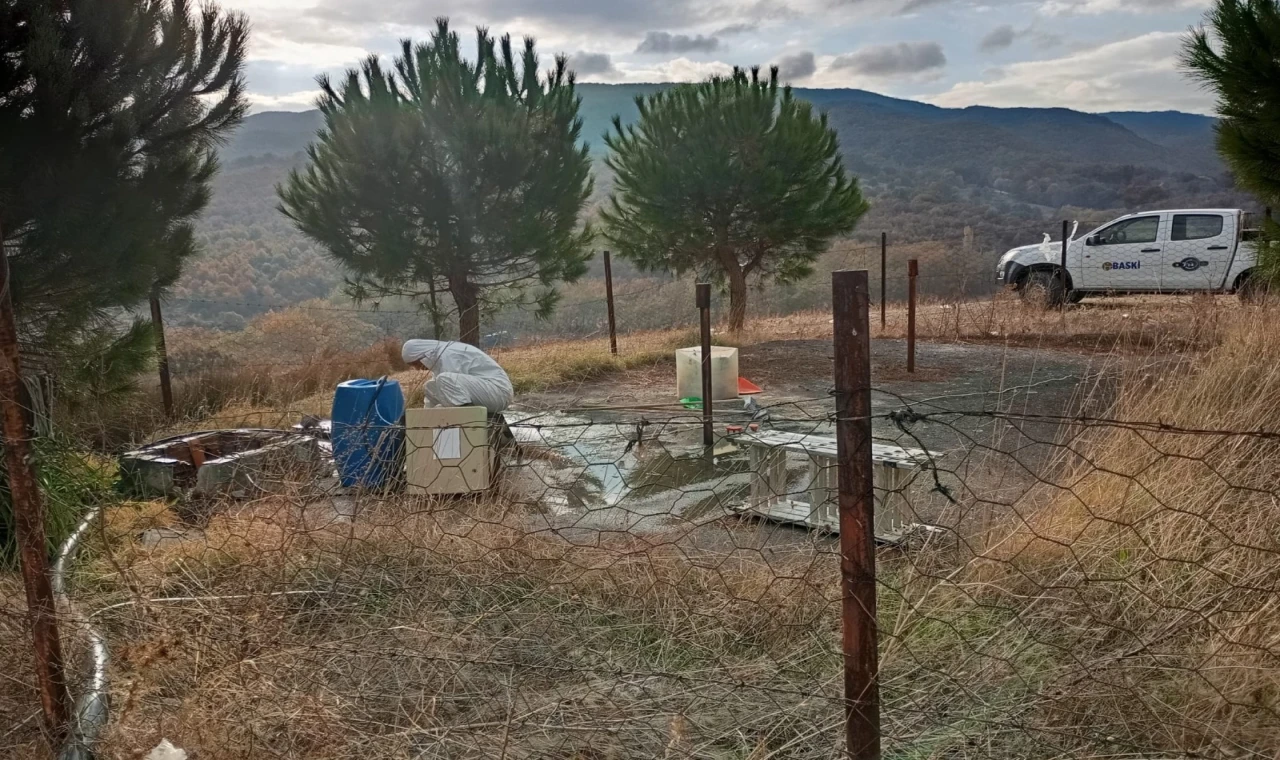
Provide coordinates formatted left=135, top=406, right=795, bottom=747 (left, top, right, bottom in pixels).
left=997, top=209, right=1263, bottom=305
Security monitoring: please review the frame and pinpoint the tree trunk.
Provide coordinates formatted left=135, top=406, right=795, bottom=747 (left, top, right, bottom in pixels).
left=427, top=277, right=444, bottom=341
left=0, top=224, right=70, bottom=738
left=726, top=266, right=748, bottom=333
left=450, top=276, right=481, bottom=347
left=714, top=234, right=749, bottom=333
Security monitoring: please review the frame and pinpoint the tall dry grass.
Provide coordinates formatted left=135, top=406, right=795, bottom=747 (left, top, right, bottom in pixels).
left=83, top=495, right=844, bottom=759
left=928, top=306, right=1280, bottom=756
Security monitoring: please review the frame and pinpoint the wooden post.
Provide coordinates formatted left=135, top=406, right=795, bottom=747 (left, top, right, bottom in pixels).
left=0, top=220, right=70, bottom=739
left=832, top=270, right=880, bottom=760
left=907, top=259, right=918, bottom=374
left=603, top=251, right=618, bottom=355
left=150, top=288, right=174, bottom=418
left=879, top=233, right=887, bottom=331
left=697, top=283, right=713, bottom=447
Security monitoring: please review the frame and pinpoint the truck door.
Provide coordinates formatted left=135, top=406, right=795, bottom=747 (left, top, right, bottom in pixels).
left=1080, top=214, right=1164, bottom=291
left=1162, top=213, right=1234, bottom=291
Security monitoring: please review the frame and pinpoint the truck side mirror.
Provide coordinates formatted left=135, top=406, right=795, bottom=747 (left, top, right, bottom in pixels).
left=1085, top=235, right=1099, bottom=246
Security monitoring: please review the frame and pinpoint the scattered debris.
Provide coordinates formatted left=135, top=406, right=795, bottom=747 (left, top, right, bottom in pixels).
left=120, top=429, right=322, bottom=498
left=293, top=416, right=332, bottom=439
left=145, top=739, right=187, bottom=760
left=743, top=396, right=770, bottom=424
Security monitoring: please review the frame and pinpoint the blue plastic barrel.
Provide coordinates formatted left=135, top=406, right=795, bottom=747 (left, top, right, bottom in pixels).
left=331, top=378, right=406, bottom=488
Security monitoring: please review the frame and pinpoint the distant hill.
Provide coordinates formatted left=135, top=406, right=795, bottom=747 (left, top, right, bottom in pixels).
left=1102, top=110, right=1219, bottom=169
left=178, top=85, right=1252, bottom=329
left=222, top=110, right=323, bottom=161
left=226, top=87, right=1223, bottom=174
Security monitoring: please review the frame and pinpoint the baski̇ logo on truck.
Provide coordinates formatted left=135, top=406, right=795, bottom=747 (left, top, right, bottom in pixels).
left=1102, top=261, right=1141, bottom=271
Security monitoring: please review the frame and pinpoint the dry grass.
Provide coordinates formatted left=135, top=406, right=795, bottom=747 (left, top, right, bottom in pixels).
left=873, top=291, right=1235, bottom=353
left=918, top=306, right=1280, bottom=757
left=161, top=314, right=836, bottom=432
left=1, top=578, right=51, bottom=759
left=80, top=495, right=846, bottom=759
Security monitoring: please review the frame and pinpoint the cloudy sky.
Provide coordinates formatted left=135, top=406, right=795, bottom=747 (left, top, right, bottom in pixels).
left=233, top=0, right=1219, bottom=115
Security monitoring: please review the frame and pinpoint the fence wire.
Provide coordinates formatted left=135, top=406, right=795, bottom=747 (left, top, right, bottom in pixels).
left=9, top=347, right=1275, bottom=759
left=4, top=214, right=1275, bottom=757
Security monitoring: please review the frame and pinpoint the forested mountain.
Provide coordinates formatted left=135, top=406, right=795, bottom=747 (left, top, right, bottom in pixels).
left=173, top=85, right=1249, bottom=328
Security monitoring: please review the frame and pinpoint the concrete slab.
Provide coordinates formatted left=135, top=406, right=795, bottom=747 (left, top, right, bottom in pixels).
left=121, top=429, right=323, bottom=498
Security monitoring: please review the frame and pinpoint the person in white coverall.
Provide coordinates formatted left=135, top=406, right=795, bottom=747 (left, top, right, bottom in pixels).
left=401, top=339, right=514, bottom=414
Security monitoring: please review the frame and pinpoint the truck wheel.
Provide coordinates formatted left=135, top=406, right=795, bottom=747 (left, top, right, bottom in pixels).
left=1239, top=273, right=1272, bottom=304
left=1022, top=271, right=1066, bottom=308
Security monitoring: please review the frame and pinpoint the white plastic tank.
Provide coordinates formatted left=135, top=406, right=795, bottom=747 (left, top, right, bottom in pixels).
left=675, top=346, right=739, bottom=401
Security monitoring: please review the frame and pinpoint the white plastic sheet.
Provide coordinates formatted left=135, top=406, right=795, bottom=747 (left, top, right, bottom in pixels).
left=401, top=340, right=514, bottom=414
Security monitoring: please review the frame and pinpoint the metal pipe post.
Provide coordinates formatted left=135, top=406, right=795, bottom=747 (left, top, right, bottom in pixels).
left=879, top=232, right=887, bottom=330
left=696, top=283, right=713, bottom=447
left=603, top=251, right=618, bottom=356
left=907, top=259, right=918, bottom=374
left=832, top=269, right=881, bottom=760
left=1060, top=219, right=1070, bottom=283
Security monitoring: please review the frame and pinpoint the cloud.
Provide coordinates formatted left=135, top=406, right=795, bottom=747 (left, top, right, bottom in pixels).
left=1040, top=0, right=1210, bottom=14
left=612, top=56, right=735, bottom=83
left=830, top=41, right=947, bottom=77
left=635, top=31, right=721, bottom=54
left=899, top=0, right=951, bottom=12
left=774, top=51, right=817, bottom=81
left=714, top=22, right=758, bottom=36
left=979, top=25, right=1019, bottom=52
left=248, top=89, right=323, bottom=113
left=307, top=0, right=712, bottom=38
left=929, top=31, right=1214, bottom=113
left=567, top=51, right=618, bottom=78
left=838, top=0, right=1203, bottom=16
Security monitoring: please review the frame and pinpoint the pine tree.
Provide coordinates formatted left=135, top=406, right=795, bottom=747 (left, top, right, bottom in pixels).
left=1184, top=1, right=1280, bottom=203
left=0, top=0, right=248, bottom=351
left=1184, top=1, right=1280, bottom=287
left=279, top=19, right=593, bottom=346
left=601, top=67, right=868, bottom=332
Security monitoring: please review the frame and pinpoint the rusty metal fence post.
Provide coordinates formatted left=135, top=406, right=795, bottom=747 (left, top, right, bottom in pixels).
left=832, top=270, right=881, bottom=759
left=0, top=220, right=70, bottom=739
left=696, top=283, right=713, bottom=447
left=603, top=251, right=618, bottom=356
left=150, top=287, right=174, bottom=418
left=907, top=259, right=918, bottom=374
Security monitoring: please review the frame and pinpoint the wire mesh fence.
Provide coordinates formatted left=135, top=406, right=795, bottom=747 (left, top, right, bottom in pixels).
left=9, top=284, right=1277, bottom=759
left=5, top=205, right=1278, bottom=759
